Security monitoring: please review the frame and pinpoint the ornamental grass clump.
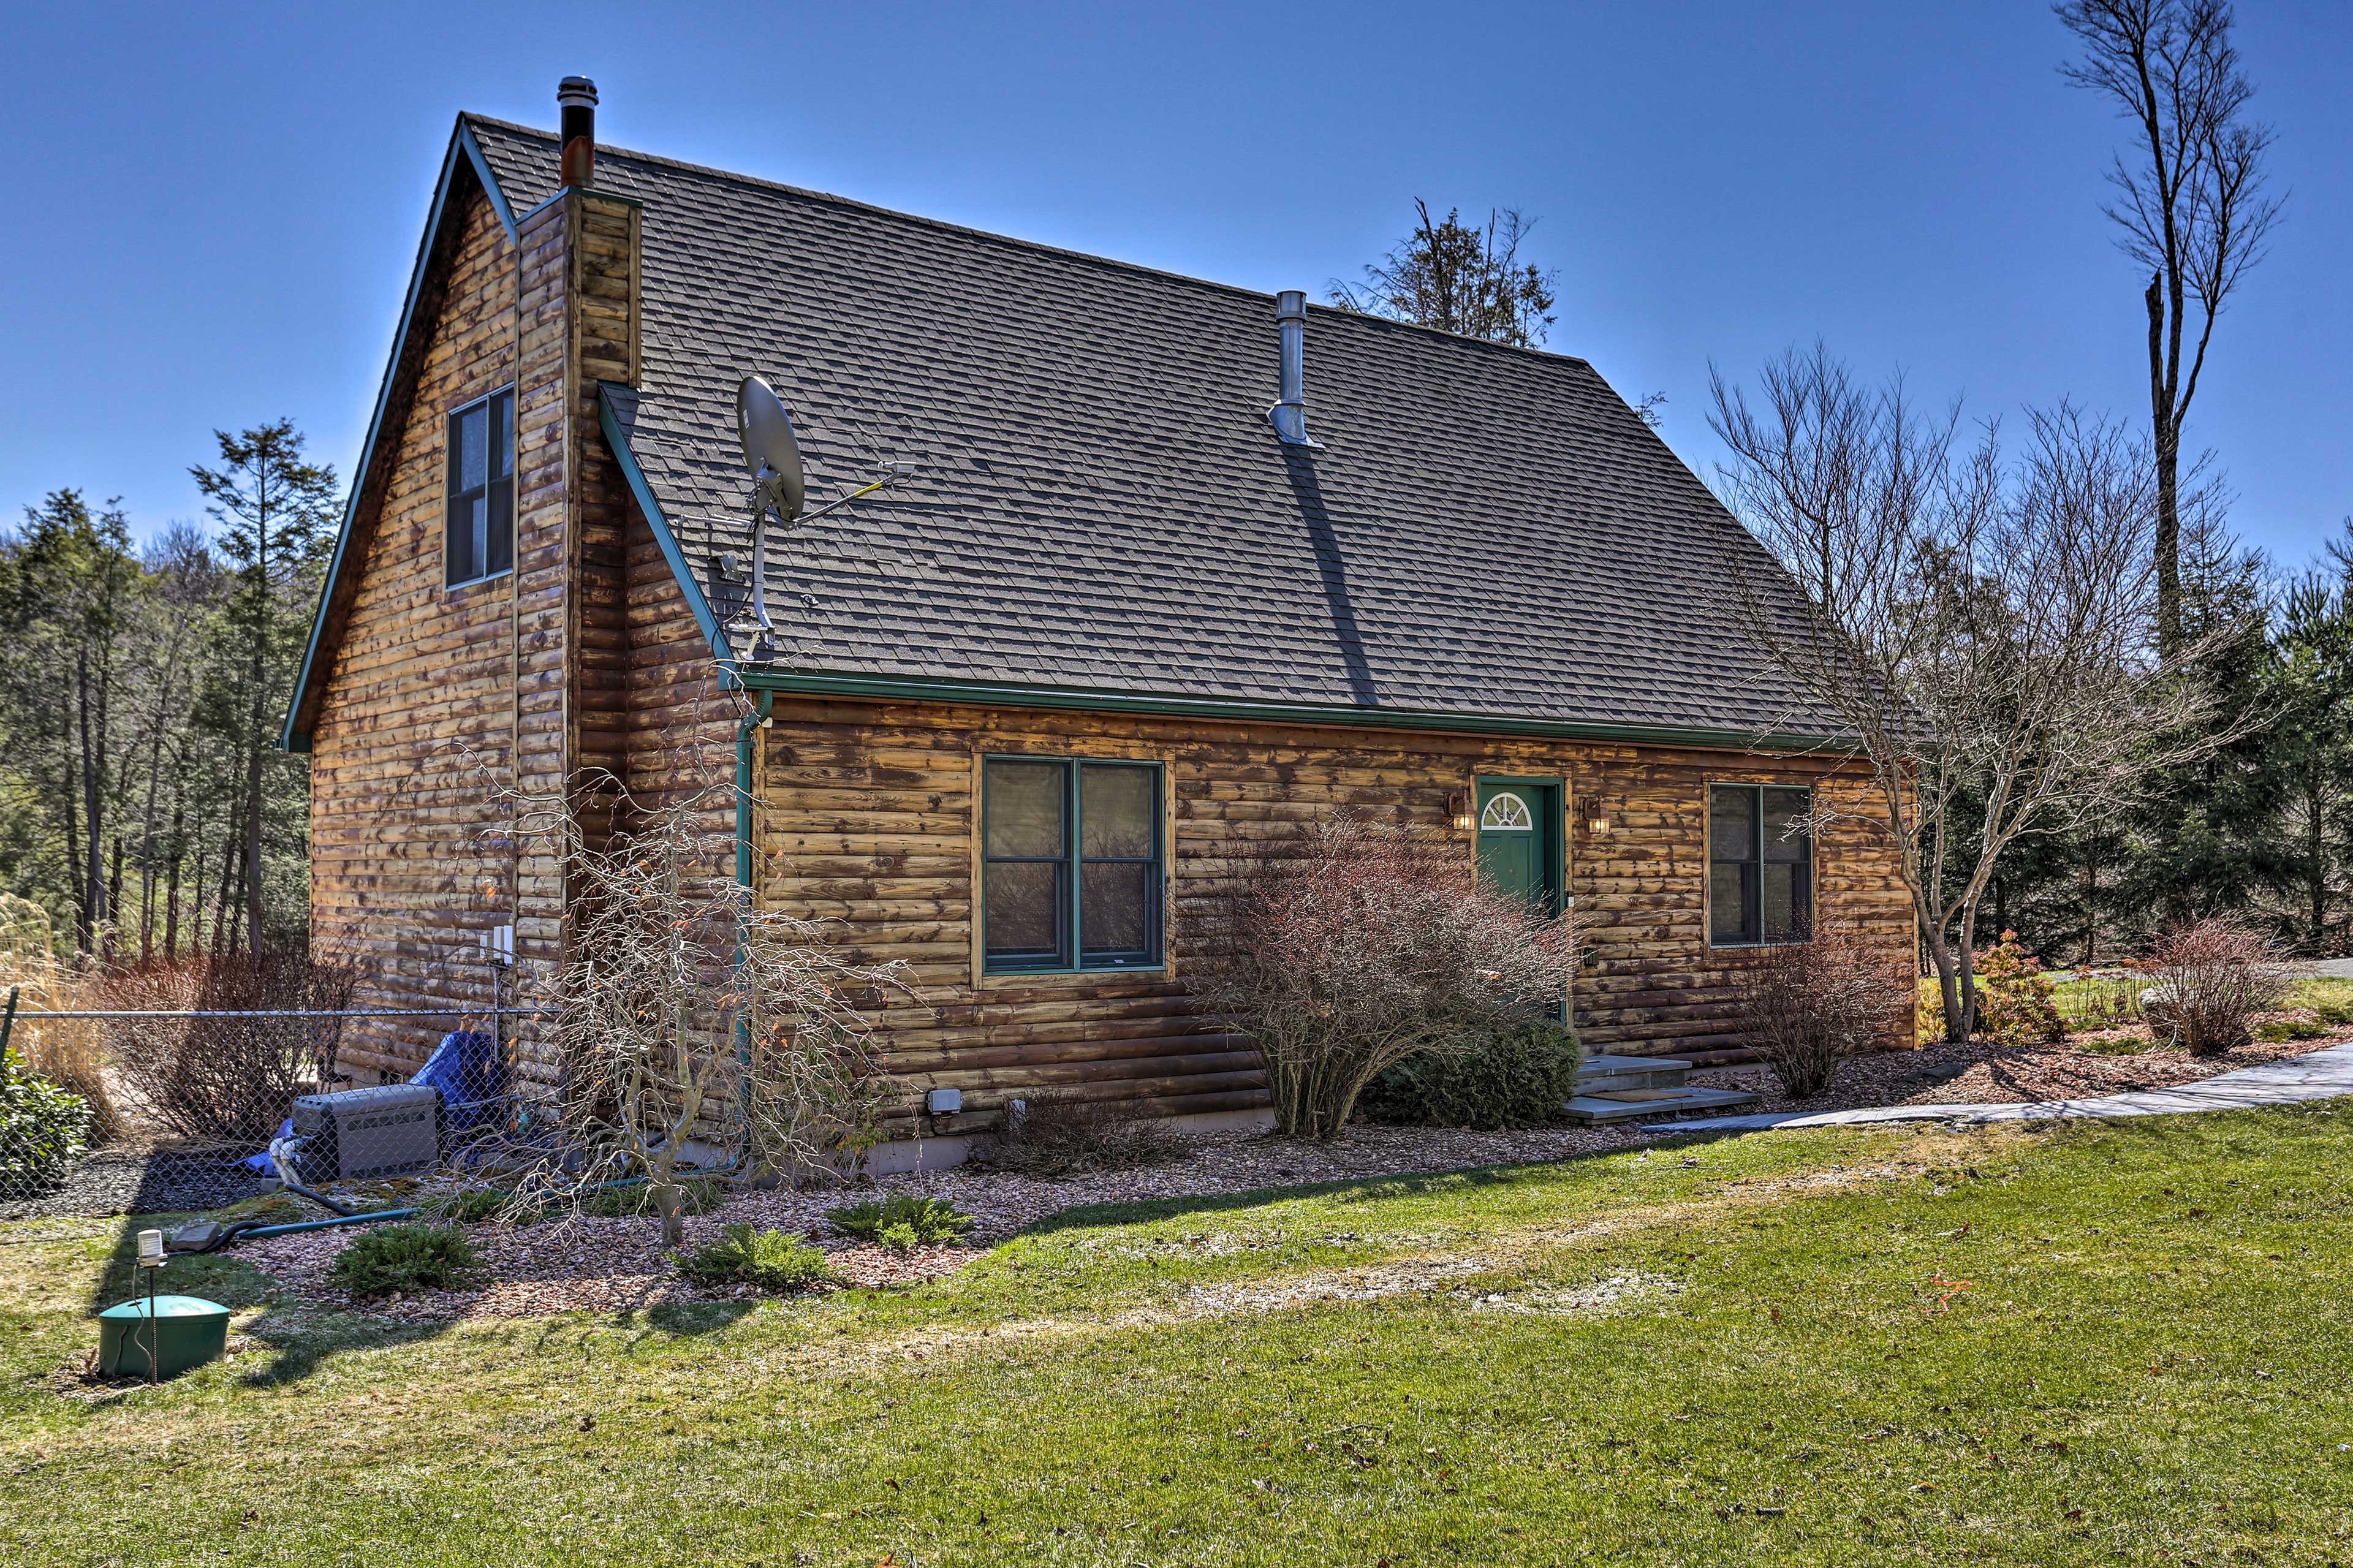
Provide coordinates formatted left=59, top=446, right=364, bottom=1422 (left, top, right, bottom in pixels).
left=2139, top=917, right=2289, bottom=1058
left=982, top=1092, right=1181, bottom=1177
left=1732, top=925, right=1896, bottom=1100
left=675, top=1224, right=839, bottom=1292
left=1189, top=814, right=1575, bottom=1138
left=328, top=1223, right=483, bottom=1298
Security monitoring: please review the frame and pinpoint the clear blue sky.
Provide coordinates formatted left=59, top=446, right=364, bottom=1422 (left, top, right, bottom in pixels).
left=4, top=2, right=2346, bottom=568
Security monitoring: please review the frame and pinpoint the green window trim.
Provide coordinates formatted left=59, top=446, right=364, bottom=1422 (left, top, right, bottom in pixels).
left=981, top=756, right=1165, bottom=975
left=1707, top=782, right=1814, bottom=948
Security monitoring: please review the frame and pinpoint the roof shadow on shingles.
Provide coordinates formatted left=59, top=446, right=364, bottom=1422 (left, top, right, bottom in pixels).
left=467, top=115, right=1840, bottom=738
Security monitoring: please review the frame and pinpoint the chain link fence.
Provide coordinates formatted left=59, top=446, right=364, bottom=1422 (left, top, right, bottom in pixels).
left=1, top=994, right=525, bottom=1218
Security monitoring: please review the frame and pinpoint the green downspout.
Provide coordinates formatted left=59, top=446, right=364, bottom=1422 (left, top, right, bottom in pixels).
left=733, top=692, right=772, bottom=1155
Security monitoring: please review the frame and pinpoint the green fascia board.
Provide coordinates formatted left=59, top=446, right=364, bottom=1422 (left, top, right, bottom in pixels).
left=732, top=666, right=1857, bottom=755
left=596, top=384, right=737, bottom=683
left=281, top=119, right=520, bottom=754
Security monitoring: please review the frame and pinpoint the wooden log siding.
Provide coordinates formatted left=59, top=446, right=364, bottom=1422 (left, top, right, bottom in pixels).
left=308, top=180, right=651, bottom=1087
left=751, top=699, right=1915, bottom=1135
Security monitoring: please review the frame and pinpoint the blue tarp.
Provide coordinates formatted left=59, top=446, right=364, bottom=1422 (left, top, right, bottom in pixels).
left=238, top=1029, right=508, bottom=1171
left=415, top=1029, right=506, bottom=1131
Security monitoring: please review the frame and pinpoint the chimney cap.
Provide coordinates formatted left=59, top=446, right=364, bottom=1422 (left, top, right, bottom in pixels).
left=557, top=75, right=599, bottom=108
left=1274, top=289, right=1308, bottom=322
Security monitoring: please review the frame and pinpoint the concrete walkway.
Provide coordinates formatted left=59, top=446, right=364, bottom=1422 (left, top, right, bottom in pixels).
left=1670, top=1041, right=2353, bottom=1134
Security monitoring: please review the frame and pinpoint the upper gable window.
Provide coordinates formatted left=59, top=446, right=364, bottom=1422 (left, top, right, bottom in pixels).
left=446, top=388, right=515, bottom=587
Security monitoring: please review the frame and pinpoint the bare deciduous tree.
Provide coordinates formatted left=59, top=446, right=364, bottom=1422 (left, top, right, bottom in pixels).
left=2056, top=0, right=2283, bottom=656
left=502, top=770, right=907, bottom=1246
left=1330, top=201, right=1559, bottom=348
left=1709, top=344, right=2244, bottom=1042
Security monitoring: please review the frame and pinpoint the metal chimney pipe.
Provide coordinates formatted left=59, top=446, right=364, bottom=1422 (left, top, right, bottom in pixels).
left=557, top=76, right=598, bottom=188
left=1268, top=290, right=1319, bottom=447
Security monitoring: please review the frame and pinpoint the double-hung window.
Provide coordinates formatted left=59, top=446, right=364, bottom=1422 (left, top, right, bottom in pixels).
left=982, top=757, right=1163, bottom=972
left=445, top=388, right=515, bottom=587
left=1708, top=784, right=1813, bottom=945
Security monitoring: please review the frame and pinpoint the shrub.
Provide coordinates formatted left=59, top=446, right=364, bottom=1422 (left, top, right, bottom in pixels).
left=675, top=1224, right=839, bottom=1292
left=1360, top=1021, right=1585, bottom=1129
left=1968, top=931, right=2067, bottom=1047
left=428, top=1186, right=516, bottom=1224
left=328, top=1222, right=482, bottom=1298
left=983, top=1093, right=1181, bottom=1178
left=11, top=1017, right=122, bottom=1147
left=1732, top=926, right=1896, bottom=1099
left=100, top=952, right=358, bottom=1146
left=2139, top=917, right=2289, bottom=1058
left=585, top=1177, right=725, bottom=1220
left=827, top=1193, right=972, bottom=1248
left=1, top=1043, right=93, bottom=1191
left=1188, top=815, right=1576, bottom=1138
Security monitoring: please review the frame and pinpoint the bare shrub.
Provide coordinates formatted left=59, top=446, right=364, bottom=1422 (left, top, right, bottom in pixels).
left=983, top=1092, right=1181, bottom=1178
left=1731, top=926, right=1897, bottom=1099
left=2139, top=917, right=2289, bottom=1058
left=1190, top=815, right=1575, bottom=1139
left=98, top=952, right=358, bottom=1146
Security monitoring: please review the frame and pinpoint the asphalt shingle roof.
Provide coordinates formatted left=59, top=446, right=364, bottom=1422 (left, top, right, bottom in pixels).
left=468, top=116, right=1836, bottom=738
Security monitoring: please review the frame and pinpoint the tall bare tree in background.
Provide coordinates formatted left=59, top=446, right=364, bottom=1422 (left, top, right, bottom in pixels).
left=1331, top=200, right=1561, bottom=349
left=2055, top=0, right=2282, bottom=657
left=1709, top=344, right=2243, bottom=1040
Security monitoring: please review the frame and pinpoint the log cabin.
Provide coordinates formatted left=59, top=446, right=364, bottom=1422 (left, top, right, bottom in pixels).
left=283, top=80, right=1914, bottom=1158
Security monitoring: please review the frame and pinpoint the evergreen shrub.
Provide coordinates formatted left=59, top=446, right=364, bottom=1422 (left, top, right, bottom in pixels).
left=1360, top=1021, right=1584, bottom=1130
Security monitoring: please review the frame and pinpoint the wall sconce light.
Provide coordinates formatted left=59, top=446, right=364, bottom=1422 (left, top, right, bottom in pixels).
left=1449, top=791, right=1475, bottom=833
left=1586, top=816, right=1613, bottom=838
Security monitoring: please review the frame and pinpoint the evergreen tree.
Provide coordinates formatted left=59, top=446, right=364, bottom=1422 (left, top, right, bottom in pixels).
left=189, top=421, right=336, bottom=953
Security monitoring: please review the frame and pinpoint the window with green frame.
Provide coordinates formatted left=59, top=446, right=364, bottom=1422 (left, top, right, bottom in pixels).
left=1708, top=783, right=1813, bottom=945
left=982, top=757, right=1163, bottom=972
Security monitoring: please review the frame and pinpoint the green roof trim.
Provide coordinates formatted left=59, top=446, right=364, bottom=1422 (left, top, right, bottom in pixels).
left=729, top=665, right=1854, bottom=754
left=281, top=119, right=519, bottom=753
left=597, top=383, right=735, bottom=681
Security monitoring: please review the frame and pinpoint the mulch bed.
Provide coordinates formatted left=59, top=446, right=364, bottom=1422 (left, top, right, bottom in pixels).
left=228, top=1119, right=1669, bottom=1325
left=43, top=1016, right=2353, bottom=1327
left=1691, top=1010, right=2353, bottom=1116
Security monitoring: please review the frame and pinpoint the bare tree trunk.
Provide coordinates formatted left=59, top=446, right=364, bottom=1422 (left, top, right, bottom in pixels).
left=2147, top=276, right=2183, bottom=657
left=241, top=721, right=267, bottom=952
left=165, top=800, right=184, bottom=964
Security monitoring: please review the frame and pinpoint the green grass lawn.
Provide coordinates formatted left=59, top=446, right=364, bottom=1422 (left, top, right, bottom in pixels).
left=1923, top=972, right=2353, bottom=1039
left=6, top=1107, right=2352, bottom=1566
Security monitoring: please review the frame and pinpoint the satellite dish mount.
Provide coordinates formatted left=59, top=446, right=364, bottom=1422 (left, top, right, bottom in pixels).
left=733, top=374, right=900, bottom=663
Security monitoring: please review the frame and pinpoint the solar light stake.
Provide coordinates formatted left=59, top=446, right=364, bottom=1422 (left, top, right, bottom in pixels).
left=135, top=1229, right=166, bottom=1386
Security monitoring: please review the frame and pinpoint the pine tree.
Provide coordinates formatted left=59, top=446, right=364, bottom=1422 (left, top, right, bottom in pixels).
left=190, top=422, right=336, bottom=953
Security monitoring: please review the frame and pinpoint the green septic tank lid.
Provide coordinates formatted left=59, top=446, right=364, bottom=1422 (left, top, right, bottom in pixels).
left=98, top=1295, right=233, bottom=1379
left=100, top=1295, right=230, bottom=1322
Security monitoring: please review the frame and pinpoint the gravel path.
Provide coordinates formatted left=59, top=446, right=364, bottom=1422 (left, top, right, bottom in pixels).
left=1680, top=1040, right=2353, bottom=1132
left=1688, top=1020, right=2353, bottom=1116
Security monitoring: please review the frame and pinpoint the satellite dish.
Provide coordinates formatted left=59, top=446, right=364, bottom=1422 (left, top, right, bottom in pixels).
left=736, top=376, right=805, bottom=519
left=735, top=376, right=806, bottom=643
left=729, top=373, right=901, bottom=659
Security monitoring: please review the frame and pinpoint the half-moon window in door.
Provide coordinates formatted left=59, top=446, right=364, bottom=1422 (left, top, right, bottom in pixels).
left=1479, top=792, right=1534, bottom=831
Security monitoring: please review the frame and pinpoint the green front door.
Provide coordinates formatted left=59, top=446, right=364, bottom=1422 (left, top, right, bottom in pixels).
left=1476, top=780, right=1561, bottom=915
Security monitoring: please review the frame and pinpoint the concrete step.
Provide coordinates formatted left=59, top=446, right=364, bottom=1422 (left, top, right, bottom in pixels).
left=1576, top=1054, right=1694, bottom=1094
left=1559, top=1084, right=1764, bottom=1126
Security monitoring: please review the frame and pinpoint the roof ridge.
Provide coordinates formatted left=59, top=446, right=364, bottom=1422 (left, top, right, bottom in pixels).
left=457, top=112, right=1597, bottom=372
